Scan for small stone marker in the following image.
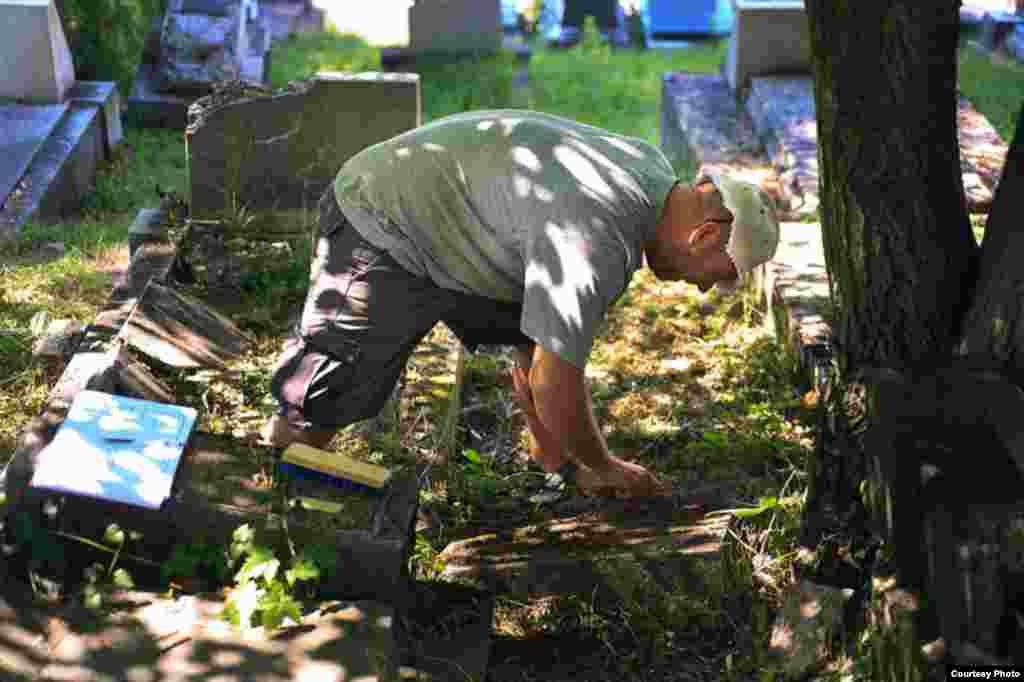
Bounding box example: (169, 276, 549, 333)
(0, 0, 76, 103)
(724, 0, 812, 93)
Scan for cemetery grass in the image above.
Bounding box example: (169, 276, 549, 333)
(0, 31, 1018, 679)
(959, 27, 1024, 143)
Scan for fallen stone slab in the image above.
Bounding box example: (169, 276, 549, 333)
(0, 586, 399, 682)
(437, 503, 727, 602)
(660, 71, 784, 211)
(119, 280, 253, 370)
(744, 77, 819, 218)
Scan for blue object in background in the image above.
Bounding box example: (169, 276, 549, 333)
(639, 0, 734, 46)
(542, 0, 630, 46)
(502, 0, 522, 32)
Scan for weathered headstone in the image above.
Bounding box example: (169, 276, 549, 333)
(158, 0, 245, 93)
(724, 0, 811, 93)
(0, 0, 75, 104)
(186, 72, 421, 220)
(409, 0, 502, 53)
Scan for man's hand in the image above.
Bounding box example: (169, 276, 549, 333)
(513, 364, 667, 498)
(582, 456, 668, 498)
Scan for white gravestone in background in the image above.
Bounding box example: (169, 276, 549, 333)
(725, 0, 810, 93)
(0, 0, 76, 103)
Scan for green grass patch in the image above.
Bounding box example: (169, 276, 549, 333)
(268, 32, 382, 87)
(958, 39, 1024, 143)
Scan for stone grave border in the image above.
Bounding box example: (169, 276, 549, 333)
(0, 211, 498, 678)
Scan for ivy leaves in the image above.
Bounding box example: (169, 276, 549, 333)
(221, 524, 335, 633)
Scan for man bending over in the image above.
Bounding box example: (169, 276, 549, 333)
(262, 109, 779, 499)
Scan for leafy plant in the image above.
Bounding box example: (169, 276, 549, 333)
(161, 539, 232, 586)
(410, 532, 446, 581)
(220, 524, 335, 632)
(461, 448, 501, 499)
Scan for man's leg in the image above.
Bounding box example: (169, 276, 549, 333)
(264, 186, 456, 448)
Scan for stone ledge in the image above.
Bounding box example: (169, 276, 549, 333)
(0, 99, 106, 236)
(752, 222, 831, 369)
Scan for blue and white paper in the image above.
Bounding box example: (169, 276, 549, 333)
(30, 390, 197, 509)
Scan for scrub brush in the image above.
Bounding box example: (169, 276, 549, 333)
(279, 443, 392, 493)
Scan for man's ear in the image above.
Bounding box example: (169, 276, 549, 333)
(687, 221, 724, 255)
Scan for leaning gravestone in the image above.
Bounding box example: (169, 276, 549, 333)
(186, 72, 422, 221)
(724, 0, 811, 93)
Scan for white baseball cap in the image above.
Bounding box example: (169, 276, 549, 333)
(707, 174, 781, 294)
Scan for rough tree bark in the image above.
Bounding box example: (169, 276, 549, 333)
(806, 1, 979, 373)
(801, 1, 981, 529)
(802, 0, 1024, 662)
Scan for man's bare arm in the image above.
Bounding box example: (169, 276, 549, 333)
(527, 345, 614, 476)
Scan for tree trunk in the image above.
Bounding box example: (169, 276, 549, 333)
(956, 103, 1024, 377)
(801, 1, 980, 545)
(805, 1, 978, 373)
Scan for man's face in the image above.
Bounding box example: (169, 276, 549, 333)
(651, 181, 738, 290)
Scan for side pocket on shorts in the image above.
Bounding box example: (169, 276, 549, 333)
(269, 336, 362, 420)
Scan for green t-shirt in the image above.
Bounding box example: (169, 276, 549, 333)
(334, 109, 678, 368)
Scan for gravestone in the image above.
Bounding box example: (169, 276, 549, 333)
(0, 0, 75, 103)
(408, 0, 502, 54)
(724, 0, 811, 93)
(158, 0, 245, 93)
(186, 72, 421, 220)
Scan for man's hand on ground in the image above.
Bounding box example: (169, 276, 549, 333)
(581, 455, 668, 499)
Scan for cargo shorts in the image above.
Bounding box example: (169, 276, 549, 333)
(270, 184, 534, 431)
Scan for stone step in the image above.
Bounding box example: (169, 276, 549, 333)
(0, 82, 122, 238)
(0, 103, 68, 215)
(752, 221, 831, 371)
(437, 504, 727, 601)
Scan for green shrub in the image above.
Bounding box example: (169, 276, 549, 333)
(56, 0, 166, 100)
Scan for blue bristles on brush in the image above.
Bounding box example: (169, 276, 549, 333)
(279, 443, 392, 495)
